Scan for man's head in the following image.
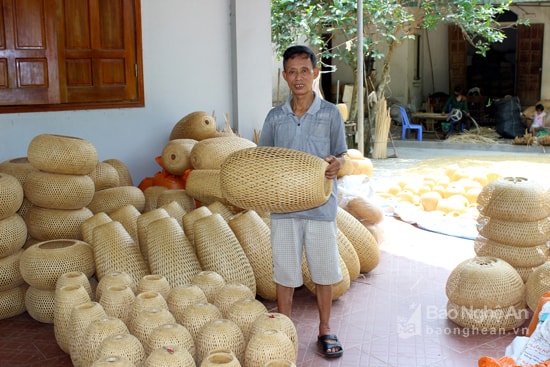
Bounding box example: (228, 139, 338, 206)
(282, 45, 317, 71)
(453, 86, 463, 96)
(282, 45, 319, 97)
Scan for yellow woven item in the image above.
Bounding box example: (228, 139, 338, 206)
(194, 214, 256, 294)
(196, 319, 246, 365)
(264, 360, 297, 367)
(167, 285, 207, 324)
(99, 285, 136, 325)
(0, 173, 24, 220)
(185, 169, 227, 205)
(474, 236, 548, 268)
(249, 313, 298, 355)
(27, 134, 98, 175)
(88, 186, 146, 214)
(25, 286, 56, 323)
(447, 300, 528, 331)
(0, 213, 27, 258)
(81, 212, 113, 245)
(109, 204, 141, 246)
(24, 170, 95, 209)
(157, 189, 196, 212)
(68, 301, 108, 367)
(0, 157, 37, 186)
(336, 229, 360, 281)
(95, 333, 146, 367)
(137, 274, 171, 299)
(161, 138, 197, 175)
(0, 249, 25, 291)
(183, 206, 213, 245)
(220, 147, 332, 213)
(170, 111, 217, 141)
(213, 283, 255, 318)
(0, 284, 27, 320)
(526, 262, 550, 311)
(17, 197, 33, 220)
(200, 350, 241, 367)
(189, 136, 256, 170)
(128, 291, 169, 325)
(302, 254, 350, 300)
(159, 201, 186, 224)
(207, 201, 236, 221)
(137, 208, 170, 266)
(476, 213, 550, 247)
(130, 308, 176, 345)
(245, 329, 296, 367)
(55, 271, 94, 300)
(227, 298, 267, 342)
(146, 323, 195, 359)
(180, 302, 223, 342)
(190, 271, 226, 304)
(79, 317, 130, 367)
(96, 271, 136, 301)
(54, 285, 91, 353)
(91, 355, 134, 367)
(89, 161, 120, 191)
(143, 186, 168, 212)
(103, 158, 134, 186)
(25, 206, 93, 241)
(144, 345, 195, 367)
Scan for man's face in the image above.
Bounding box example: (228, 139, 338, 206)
(282, 54, 319, 97)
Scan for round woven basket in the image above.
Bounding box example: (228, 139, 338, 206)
(146, 323, 195, 359)
(183, 206, 213, 245)
(20, 239, 95, 290)
(68, 301, 108, 367)
(109, 204, 141, 246)
(0, 157, 37, 186)
(180, 302, 223, 341)
(25, 205, 93, 241)
(194, 214, 256, 294)
(88, 186, 146, 214)
(264, 359, 297, 367)
(0, 249, 25, 291)
(446, 257, 525, 309)
(515, 266, 536, 283)
(476, 177, 549, 221)
(446, 300, 529, 331)
(25, 286, 56, 323)
(137, 274, 171, 299)
(200, 350, 241, 367)
(17, 197, 32, 220)
(245, 329, 296, 367)
(214, 283, 255, 318)
(157, 189, 196, 212)
(91, 355, 135, 367)
(185, 169, 227, 206)
(99, 285, 136, 325)
(54, 285, 91, 353)
(144, 345, 195, 367)
(227, 210, 276, 301)
(130, 308, 176, 345)
(250, 313, 298, 355)
(227, 298, 268, 342)
(170, 111, 218, 141)
(191, 271, 226, 304)
(161, 138, 197, 175)
(0, 284, 27, 320)
(336, 207, 380, 273)
(0, 173, 24, 220)
(167, 285, 207, 324)
(136, 207, 170, 266)
(128, 291, 169, 326)
(24, 170, 95, 209)
(160, 201, 186, 224)
(189, 136, 256, 170)
(302, 254, 350, 301)
(56, 271, 94, 300)
(220, 147, 332, 213)
(89, 162, 120, 191)
(145, 217, 202, 288)
(143, 186, 168, 212)
(103, 158, 134, 186)
(526, 262, 550, 311)
(336, 229, 360, 281)
(476, 214, 550, 247)
(95, 333, 146, 366)
(27, 134, 98, 175)
(81, 212, 113, 245)
(96, 271, 136, 301)
(196, 319, 246, 365)
(474, 236, 548, 268)
(79, 316, 130, 367)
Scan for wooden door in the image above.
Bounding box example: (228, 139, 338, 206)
(516, 23, 543, 107)
(447, 24, 467, 92)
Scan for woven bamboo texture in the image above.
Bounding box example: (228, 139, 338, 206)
(54, 285, 91, 353)
(25, 206, 93, 241)
(185, 169, 227, 205)
(109, 204, 141, 246)
(88, 186, 146, 214)
(179, 302, 222, 342)
(474, 236, 548, 268)
(79, 317, 130, 367)
(143, 186, 168, 212)
(227, 298, 267, 342)
(336, 207, 381, 273)
(0, 249, 25, 291)
(182, 206, 212, 245)
(0, 284, 27, 320)
(250, 313, 298, 355)
(264, 360, 297, 367)
(302, 254, 350, 300)
(336, 229, 360, 281)
(20, 240, 95, 290)
(131, 308, 176, 345)
(137, 274, 171, 299)
(27, 134, 98, 175)
(227, 210, 276, 301)
(446, 257, 525, 308)
(189, 136, 256, 170)
(170, 111, 217, 141)
(146, 323, 195, 358)
(96, 271, 136, 301)
(516, 266, 536, 283)
(56, 271, 94, 300)
(161, 138, 197, 175)
(137, 208, 170, 267)
(194, 214, 256, 294)
(159, 201, 186, 224)
(0, 157, 37, 186)
(245, 329, 296, 367)
(167, 285, 207, 324)
(17, 197, 33, 220)
(91, 355, 135, 367)
(0, 173, 24, 219)
(145, 217, 202, 288)
(157, 189, 196, 212)
(190, 271, 225, 304)
(213, 283, 255, 318)
(103, 158, 134, 186)
(128, 291, 169, 326)
(68, 301, 108, 367)
(81, 212, 113, 245)
(220, 147, 332, 213)
(25, 286, 56, 323)
(92, 221, 149, 286)
(447, 300, 528, 331)
(95, 333, 146, 366)
(476, 214, 550, 247)
(476, 177, 550, 221)
(0, 214, 26, 258)
(89, 162, 120, 191)
(207, 201, 236, 221)
(200, 350, 241, 367)
(526, 262, 550, 311)
(196, 319, 246, 365)
(99, 285, 135, 325)
(144, 345, 195, 367)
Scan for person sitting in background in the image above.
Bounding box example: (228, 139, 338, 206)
(530, 104, 547, 136)
(441, 86, 470, 136)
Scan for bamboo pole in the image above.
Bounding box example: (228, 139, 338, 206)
(372, 97, 391, 159)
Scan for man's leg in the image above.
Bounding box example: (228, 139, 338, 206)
(276, 284, 295, 317)
(317, 284, 341, 354)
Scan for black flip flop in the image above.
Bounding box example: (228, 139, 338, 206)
(317, 334, 344, 358)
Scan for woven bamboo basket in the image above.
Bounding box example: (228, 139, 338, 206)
(200, 350, 241, 367)
(96, 271, 136, 301)
(0, 284, 27, 320)
(196, 319, 246, 365)
(88, 186, 146, 214)
(0, 173, 24, 220)
(516, 266, 536, 283)
(92, 221, 148, 285)
(302, 254, 350, 300)
(99, 285, 136, 325)
(167, 285, 207, 324)
(109, 204, 141, 246)
(189, 136, 256, 170)
(170, 111, 217, 141)
(159, 201, 186, 224)
(161, 138, 197, 175)
(476, 177, 550, 221)
(27, 134, 98, 175)
(79, 317, 130, 367)
(157, 189, 196, 212)
(68, 301, 108, 367)
(446, 300, 529, 331)
(17, 197, 33, 221)
(194, 214, 256, 294)
(91, 355, 135, 367)
(136, 208, 170, 266)
(227, 298, 268, 342)
(207, 201, 236, 221)
(250, 313, 297, 355)
(181, 302, 223, 341)
(220, 147, 332, 213)
(213, 283, 255, 318)
(146, 323, 195, 359)
(25, 286, 56, 323)
(336, 229, 360, 281)
(264, 360, 297, 367)
(476, 214, 550, 247)
(54, 285, 92, 353)
(145, 217, 202, 288)
(130, 308, 176, 345)
(183, 206, 213, 245)
(190, 271, 226, 304)
(56, 271, 94, 300)
(103, 158, 134, 186)
(137, 274, 171, 299)
(245, 329, 296, 367)
(20, 240, 95, 290)
(89, 162, 120, 191)
(227, 210, 276, 301)
(526, 262, 550, 311)
(185, 169, 227, 206)
(128, 291, 169, 326)
(25, 206, 93, 241)
(95, 333, 146, 366)
(144, 345, 195, 367)
(474, 236, 548, 268)
(336, 206, 380, 273)
(143, 186, 168, 212)
(0, 249, 25, 291)
(446, 257, 525, 309)
(0, 157, 37, 186)
(81, 212, 113, 245)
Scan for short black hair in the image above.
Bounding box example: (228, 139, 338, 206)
(536, 103, 544, 111)
(282, 45, 317, 71)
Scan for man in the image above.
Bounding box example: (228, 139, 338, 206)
(441, 86, 471, 136)
(258, 45, 347, 359)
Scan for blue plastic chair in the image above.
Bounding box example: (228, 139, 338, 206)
(400, 107, 422, 141)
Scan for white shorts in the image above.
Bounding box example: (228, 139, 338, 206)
(270, 218, 342, 287)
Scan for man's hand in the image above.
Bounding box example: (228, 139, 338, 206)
(324, 155, 343, 179)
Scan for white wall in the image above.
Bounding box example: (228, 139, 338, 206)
(0, 0, 272, 184)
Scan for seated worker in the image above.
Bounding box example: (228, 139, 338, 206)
(441, 86, 470, 137)
(530, 104, 547, 137)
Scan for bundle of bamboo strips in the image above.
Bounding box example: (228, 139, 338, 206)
(372, 97, 391, 159)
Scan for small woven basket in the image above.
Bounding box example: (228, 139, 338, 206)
(213, 283, 255, 318)
(0, 157, 37, 186)
(128, 291, 169, 326)
(0, 213, 27, 258)
(157, 189, 196, 212)
(137, 274, 171, 299)
(196, 319, 246, 365)
(103, 158, 134, 186)
(207, 201, 236, 221)
(55, 271, 93, 300)
(446, 300, 529, 331)
(180, 302, 223, 341)
(474, 236, 548, 268)
(185, 169, 227, 205)
(220, 147, 332, 213)
(182, 206, 213, 245)
(79, 317, 130, 367)
(88, 186, 146, 214)
(54, 285, 91, 353)
(161, 138, 197, 175)
(89, 162, 120, 191)
(170, 111, 217, 141)
(159, 201, 187, 224)
(91, 355, 135, 367)
(25, 206, 93, 241)
(245, 329, 296, 367)
(0, 249, 25, 291)
(191, 271, 226, 304)
(68, 301, 108, 367)
(99, 285, 136, 325)
(200, 350, 241, 367)
(264, 360, 297, 367)
(167, 285, 208, 324)
(526, 262, 550, 311)
(250, 313, 298, 355)
(136, 207, 170, 265)
(0, 284, 27, 320)
(96, 271, 136, 301)
(146, 323, 195, 359)
(95, 333, 146, 366)
(476, 214, 550, 247)
(189, 136, 257, 170)
(227, 298, 268, 341)
(81, 212, 112, 245)
(144, 345, 195, 367)
(109, 204, 141, 246)
(143, 186, 168, 212)
(25, 286, 56, 323)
